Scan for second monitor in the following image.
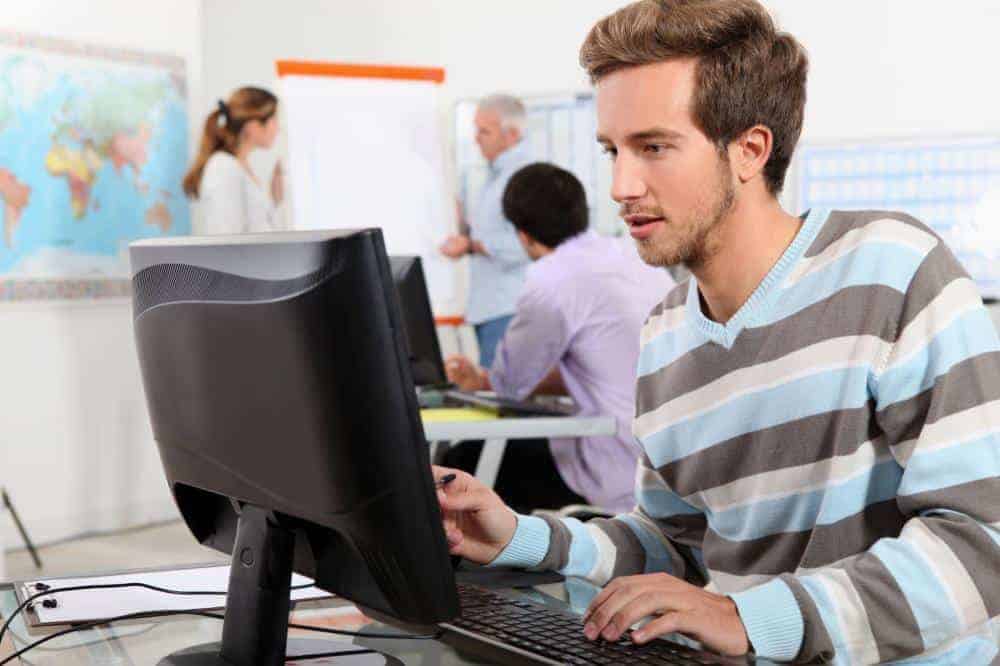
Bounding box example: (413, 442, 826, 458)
(389, 256, 448, 387)
(389, 256, 575, 417)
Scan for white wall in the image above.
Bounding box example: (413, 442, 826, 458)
(0, 1, 203, 567)
(763, 0, 1000, 142)
(202, 0, 624, 108)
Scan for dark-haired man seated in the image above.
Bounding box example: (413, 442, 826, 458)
(444, 162, 672, 515)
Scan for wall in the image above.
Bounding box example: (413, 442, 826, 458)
(763, 0, 1000, 143)
(0, 1, 204, 565)
(202, 0, 623, 108)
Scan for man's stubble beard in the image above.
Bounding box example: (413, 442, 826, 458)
(634, 162, 736, 270)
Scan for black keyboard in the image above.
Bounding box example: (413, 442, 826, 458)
(443, 390, 578, 417)
(443, 584, 739, 665)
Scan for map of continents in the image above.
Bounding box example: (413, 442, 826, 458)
(0, 31, 189, 295)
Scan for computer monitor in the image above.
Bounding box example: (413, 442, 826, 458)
(389, 256, 447, 386)
(130, 229, 459, 666)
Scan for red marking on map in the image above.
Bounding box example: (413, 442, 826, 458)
(0, 168, 31, 248)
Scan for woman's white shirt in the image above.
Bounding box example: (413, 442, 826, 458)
(196, 152, 277, 235)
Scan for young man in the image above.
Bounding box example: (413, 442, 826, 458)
(445, 162, 672, 513)
(440, 94, 533, 367)
(434, 1, 1000, 663)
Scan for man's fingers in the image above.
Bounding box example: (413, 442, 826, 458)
(439, 487, 487, 512)
(600, 592, 676, 642)
(441, 504, 457, 531)
(583, 584, 641, 641)
(432, 465, 462, 482)
(433, 467, 485, 512)
(444, 525, 464, 548)
(631, 611, 688, 644)
(582, 578, 627, 624)
(434, 467, 476, 494)
(444, 355, 470, 370)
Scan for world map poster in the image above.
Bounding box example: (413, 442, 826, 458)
(0, 30, 190, 300)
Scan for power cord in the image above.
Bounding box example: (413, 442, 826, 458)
(0, 616, 160, 655)
(1, 610, 232, 665)
(1, 583, 443, 665)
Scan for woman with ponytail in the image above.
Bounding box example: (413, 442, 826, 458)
(182, 87, 283, 234)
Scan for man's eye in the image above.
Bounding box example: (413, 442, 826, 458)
(601, 146, 617, 159)
(644, 144, 666, 154)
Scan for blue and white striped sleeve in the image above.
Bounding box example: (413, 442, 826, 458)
(490, 456, 707, 588)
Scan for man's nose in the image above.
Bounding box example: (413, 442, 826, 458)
(610, 154, 646, 203)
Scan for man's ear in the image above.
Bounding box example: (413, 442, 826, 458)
(505, 126, 523, 146)
(730, 124, 773, 186)
(515, 228, 536, 255)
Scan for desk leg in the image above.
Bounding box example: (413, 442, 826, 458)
(473, 438, 507, 489)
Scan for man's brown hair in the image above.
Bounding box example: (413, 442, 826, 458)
(580, 0, 808, 195)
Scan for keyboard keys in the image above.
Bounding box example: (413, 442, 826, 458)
(452, 584, 729, 665)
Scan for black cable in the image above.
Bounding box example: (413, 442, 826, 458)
(0, 580, 312, 648)
(1, 587, 443, 664)
(286, 649, 376, 661)
(0, 610, 377, 665)
(1, 610, 223, 665)
(200, 612, 443, 641)
(1, 617, 160, 654)
(292, 622, 442, 641)
(286, 648, 377, 661)
(1, 613, 378, 665)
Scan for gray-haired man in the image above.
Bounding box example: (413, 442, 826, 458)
(441, 94, 532, 367)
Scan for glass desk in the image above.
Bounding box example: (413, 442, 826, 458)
(0, 574, 572, 665)
(1, 571, 762, 665)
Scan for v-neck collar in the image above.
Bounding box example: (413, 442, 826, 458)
(686, 208, 829, 348)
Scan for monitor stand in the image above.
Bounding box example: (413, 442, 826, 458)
(158, 505, 393, 665)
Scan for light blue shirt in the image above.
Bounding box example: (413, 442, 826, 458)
(466, 141, 533, 325)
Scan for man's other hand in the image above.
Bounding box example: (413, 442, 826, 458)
(440, 235, 471, 259)
(582, 573, 750, 657)
(433, 466, 517, 564)
(445, 354, 489, 391)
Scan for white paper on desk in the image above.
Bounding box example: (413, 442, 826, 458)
(19, 565, 331, 627)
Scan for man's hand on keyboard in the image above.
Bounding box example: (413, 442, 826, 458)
(581, 572, 750, 657)
(432, 466, 518, 564)
(444, 354, 490, 392)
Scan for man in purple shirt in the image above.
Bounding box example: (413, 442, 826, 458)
(446, 163, 673, 513)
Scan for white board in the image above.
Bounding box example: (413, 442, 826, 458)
(279, 63, 457, 311)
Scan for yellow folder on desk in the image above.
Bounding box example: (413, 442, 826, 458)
(420, 407, 498, 422)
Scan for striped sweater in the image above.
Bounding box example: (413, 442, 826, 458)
(491, 208, 1000, 664)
